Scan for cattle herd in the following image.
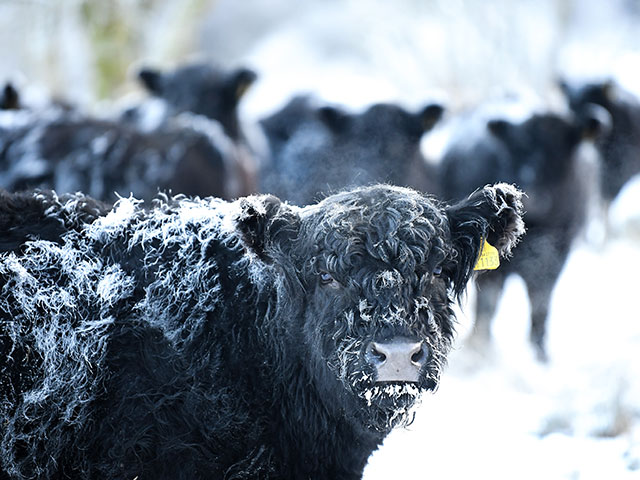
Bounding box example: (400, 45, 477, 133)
(0, 61, 638, 479)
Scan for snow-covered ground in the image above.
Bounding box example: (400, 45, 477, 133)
(1, 0, 639, 477)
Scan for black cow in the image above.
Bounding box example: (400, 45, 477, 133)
(133, 61, 257, 143)
(0, 108, 247, 201)
(560, 78, 640, 204)
(439, 109, 604, 361)
(259, 96, 444, 205)
(0, 183, 524, 479)
(259, 94, 318, 164)
(123, 62, 260, 196)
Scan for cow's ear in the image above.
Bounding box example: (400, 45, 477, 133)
(318, 106, 351, 134)
(487, 119, 512, 140)
(227, 68, 257, 103)
(557, 77, 571, 97)
(1, 82, 20, 110)
(418, 103, 444, 132)
(235, 195, 301, 263)
(445, 183, 525, 295)
(577, 102, 612, 139)
(138, 68, 163, 94)
(599, 79, 616, 102)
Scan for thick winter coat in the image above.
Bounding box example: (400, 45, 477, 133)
(0, 183, 524, 479)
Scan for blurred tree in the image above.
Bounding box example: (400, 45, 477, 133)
(80, 0, 214, 100)
(0, 0, 214, 106)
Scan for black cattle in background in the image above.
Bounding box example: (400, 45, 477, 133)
(259, 94, 318, 165)
(439, 109, 606, 361)
(131, 61, 257, 142)
(0, 184, 525, 479)
(123, 62, 260, 196)
(258, 94, 322, 198)
(560, 78, 640, 205)
(259, 95, 444, 205)
(0, 107, 243, 202)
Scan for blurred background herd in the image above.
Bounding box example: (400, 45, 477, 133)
(1, 0, 640, 478)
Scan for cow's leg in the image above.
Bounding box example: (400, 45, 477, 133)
(518, 233, 572, 363)
(467, 270, 505, 350)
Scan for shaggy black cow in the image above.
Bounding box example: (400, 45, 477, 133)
(439, 108, 604, 361)
(259, 96, 444, 205)
(560, 78, 640, 204)
(0, 108, 247, 201)
(0, 183, 524, 479)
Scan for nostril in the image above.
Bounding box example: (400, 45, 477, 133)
(367, 343, 387, 366)
(411, 343, 428, 366)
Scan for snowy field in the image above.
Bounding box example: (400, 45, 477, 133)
(1, 0, 639, 478)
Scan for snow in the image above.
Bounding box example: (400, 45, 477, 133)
(610, 176, 640, 239)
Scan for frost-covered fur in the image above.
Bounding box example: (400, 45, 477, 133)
(0, 183, 524, 480)
(0, 189, 110, 253)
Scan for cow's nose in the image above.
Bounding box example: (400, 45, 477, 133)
(366, 337, 427, 383)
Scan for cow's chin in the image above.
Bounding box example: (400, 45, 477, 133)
(355, 382, 427, 434)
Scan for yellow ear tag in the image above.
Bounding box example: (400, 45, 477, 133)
(474, 239, 500, 271)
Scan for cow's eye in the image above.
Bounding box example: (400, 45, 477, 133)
(320, 271, 339, 287)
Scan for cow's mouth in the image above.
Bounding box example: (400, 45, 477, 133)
(356, 381, 427, 432)
(361, 382, 423, 407)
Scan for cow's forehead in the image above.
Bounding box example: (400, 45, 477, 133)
(172, 65, 221, 85)
(302, 186, 445, 223)
(300, 187, 450, 271)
